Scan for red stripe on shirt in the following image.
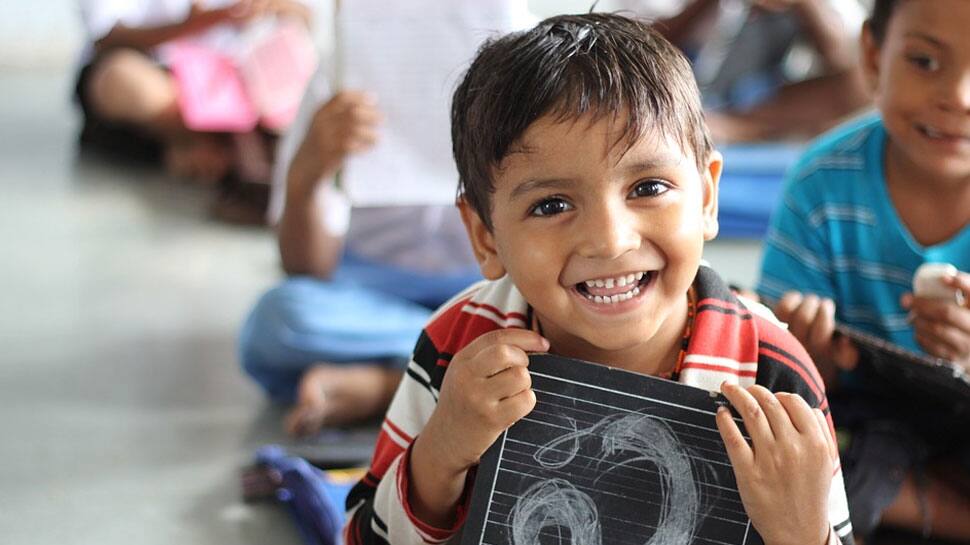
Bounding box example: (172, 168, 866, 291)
(369, 428, 408, 481)
(758, 344, 824, 401)
(396, 444, 465, 542)
(462, 300, 528, 323)
(688, 306, 759, 363)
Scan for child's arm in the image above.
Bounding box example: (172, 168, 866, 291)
(653, 0, 720, 48)
(342, 328, 548, 544)
(409, 329, 548, 527)
(754, 0, 856, 73)
(774, 293, 859, 388)
(93, 0, 311, 53)
(278, 91, 381, 277)
(716, 383, 839, 545)
(901, 270, 970, 368)
(93, 3, 246, 53)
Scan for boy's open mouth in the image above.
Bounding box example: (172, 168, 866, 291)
(574, 271, 655, 305)
(918, 124, 970, 144)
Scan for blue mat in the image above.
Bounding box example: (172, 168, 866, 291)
(717, 143, 803, 239)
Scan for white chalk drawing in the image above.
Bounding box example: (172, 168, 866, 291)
(510, 413, 701, 545)
(510, 479, 602, 545)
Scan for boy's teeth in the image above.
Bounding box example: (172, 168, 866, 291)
(587, 286, 641, 305)
(584, 272, 645, 290)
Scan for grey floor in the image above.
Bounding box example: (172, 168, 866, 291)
(0, 68, 304, 544)
(0, 67, 764, 544)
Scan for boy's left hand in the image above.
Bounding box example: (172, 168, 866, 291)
(902, 271, 970, 368)
(716, 383, 835, 545)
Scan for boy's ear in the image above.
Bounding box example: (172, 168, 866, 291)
(702, 150, 722, 241)
(860, 23, 882, 95)
(458, 198, 507, 280)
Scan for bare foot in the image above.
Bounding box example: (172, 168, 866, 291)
(285, 364, 403, 437)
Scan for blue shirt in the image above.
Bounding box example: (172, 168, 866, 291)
(757, 114, 970, 354)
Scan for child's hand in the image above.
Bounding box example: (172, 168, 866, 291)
(290, 91, 382, 194)
(423, 329, 548, 472)
(774, 292, 858, 387)
(716, 383, 836, 545)
(409, 329, 548, 526)
(902, 271, 970, 368)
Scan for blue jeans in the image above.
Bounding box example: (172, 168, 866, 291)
(239, 254, 480, 402)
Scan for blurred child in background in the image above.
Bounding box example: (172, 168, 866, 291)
(75, 0, 311, 185)
(757, 0, 970, 540)
(236, 0, 534, 434)
(616, 0, 870, 143)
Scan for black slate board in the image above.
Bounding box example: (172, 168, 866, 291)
(835, 324, 970, 414)
(461, 354, 763, 545)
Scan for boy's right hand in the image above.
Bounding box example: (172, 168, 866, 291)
(774, 291, 859, 387)
(290, 91, 382, 196)
(410, 329, 549, 526)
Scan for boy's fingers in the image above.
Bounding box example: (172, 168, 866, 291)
(497, 388, 537, 422)
(790, 294, 821, 342)
(943, 272, 970, 306)
(774, 392, 815, 435)
(775, 291, 804, 322)
(720, 383, 775, 450)
(716, 405, 753, 468)
(808, 298, 836, 353)
(473, 328, 550, 356)
(832, 336, 859, 370)
(914, 326, 967, 362)
(911, 299, 970, 332)
(347, 127, 380, 151)
(747, 385, 792, 440)
(814, 408, 839, 464)
(489, 364, 533, 400)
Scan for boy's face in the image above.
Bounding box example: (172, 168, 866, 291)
(863, 0, 970, 182)
(461, 113, 721, 359)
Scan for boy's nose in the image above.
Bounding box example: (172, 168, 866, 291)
(939, 70, 970, 113)
(575, 204, 641, 260)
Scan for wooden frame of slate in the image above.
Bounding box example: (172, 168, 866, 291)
(461, 354, 763, 545)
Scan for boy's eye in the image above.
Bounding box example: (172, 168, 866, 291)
(530, 197, 573, 217)
(629, 179, 669, 199)
(907, 54, 939, 72)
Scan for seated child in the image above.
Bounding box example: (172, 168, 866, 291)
(343, 13, 854, 545)
(757, 0, 970, 540)
(75, 0, 310, 181)
(619, 0, 870, 143)
(238, 64, 481, 435)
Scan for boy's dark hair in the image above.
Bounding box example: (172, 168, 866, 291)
(452, 13, 712, 229)
(868, 0, 902, 45)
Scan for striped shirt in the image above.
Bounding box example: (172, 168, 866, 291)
(757, 114, 970, 354)
(344, 265, 854, 545)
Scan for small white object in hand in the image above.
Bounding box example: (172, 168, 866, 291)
(913, 263, 965, 305)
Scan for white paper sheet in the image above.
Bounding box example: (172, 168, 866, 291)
(336, 0, 533, 206)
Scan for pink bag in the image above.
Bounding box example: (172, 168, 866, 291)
(169, 20, 316, 133)
(240, 19, 317, 132)
(169, 41, 260, 133)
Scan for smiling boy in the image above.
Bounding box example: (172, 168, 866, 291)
(344, 14, 853, 545)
